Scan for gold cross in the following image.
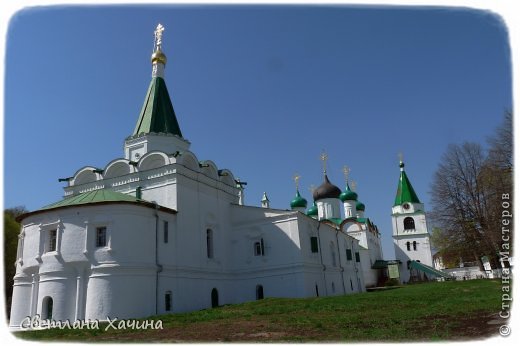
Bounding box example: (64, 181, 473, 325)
(154, 23, 165, 50)
(342, 165, 350, 183)
(398, 152, 403, 163)
(293, 173, 301, 190)
(351, 180, 357, 191)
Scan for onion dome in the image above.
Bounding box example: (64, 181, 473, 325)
(356, 201, 366, 211)
(306, 202, 318, 216)
(151, 49, 167, 65)
(339, 183, 358, 202)
(313, 175, 341, 201)
(290, 190, 308, 209)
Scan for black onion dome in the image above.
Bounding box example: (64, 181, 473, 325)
(313, 175, 341, 201)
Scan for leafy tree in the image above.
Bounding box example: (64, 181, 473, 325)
(4, 206, 27, 318)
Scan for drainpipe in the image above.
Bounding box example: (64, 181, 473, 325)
(335, 230, 346, 294)
(316, 221, 328, 296)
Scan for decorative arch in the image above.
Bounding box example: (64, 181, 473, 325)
(215, 169, 234, 187)
(177, 151, 200, 172)
(200, 160, 219, 180)
(104, 159, 134, 179)
(72, 166, 100, 186)
(138, 151, 169, 171)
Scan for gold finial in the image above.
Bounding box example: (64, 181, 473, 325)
(398, 152, 403, 163)
(293, 173, 301, 190)
(320, 150, 328, 175)
(351, 180, 357, 192)
(342, 165, 350, 184)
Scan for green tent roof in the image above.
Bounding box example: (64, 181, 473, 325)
(394, 164, 421, 206)
(132, 77, 183, 137)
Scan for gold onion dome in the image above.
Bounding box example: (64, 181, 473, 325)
(151, 49, 167, 65)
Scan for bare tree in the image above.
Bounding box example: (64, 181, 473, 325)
(430, 111, 513, 269)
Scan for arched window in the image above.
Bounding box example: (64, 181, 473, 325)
(330, 241, 337, 267)
(211, 288, 219, 308)
(206, 229, 214, 258)
(404, 217, 415, 230)
(406, 241, 411, 251)
(256, 285, 264, 300)
(42, 296, 53, 320)
(413, 241, 417, 251)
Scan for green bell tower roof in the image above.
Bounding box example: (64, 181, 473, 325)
(394, 161, 421, 206)
(132, 24, 182, 138)
(132, 76, 183, 137)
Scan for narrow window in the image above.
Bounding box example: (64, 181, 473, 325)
(256, 285, 264, 300)
(310, 237, 319, 253)
(211, 288, 219, 308)
(206, 229, 213, 258)
(330, 242, 336, 267)
(350, 278, 354, 291)
(96, 227, 107, 248)
(332, 282, 335, 293)
(165, 291, 172, 312)
(315, 284, 319, 297)
(355, 252, 360, 263)
(413, 241, 417, 251)
(42, 296, 53, 320)
(406, 241, 411, 251)
(163, 221, 169, 243)
(47, 230, 57, 252)
(136, 186, 142, 199)
(254, 241, 262, 256)
(346, 249, 353, 261)
(404, 217, 415, 230)
(260, 238, 265, 255)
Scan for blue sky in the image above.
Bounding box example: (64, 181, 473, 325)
(4, 5, 512, 259)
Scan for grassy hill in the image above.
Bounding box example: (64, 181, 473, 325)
(15, 279, 503, 342)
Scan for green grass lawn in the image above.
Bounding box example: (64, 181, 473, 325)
(14, 279, 504, 342)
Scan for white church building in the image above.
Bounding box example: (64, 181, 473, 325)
(9, 24, 397, 328)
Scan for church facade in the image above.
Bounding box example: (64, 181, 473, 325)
(8, 25, 390, 329)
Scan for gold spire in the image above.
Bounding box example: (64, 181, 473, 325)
(151, 23, 167, 65)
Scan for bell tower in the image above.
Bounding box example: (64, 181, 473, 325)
(124, 23, 190, 162)
(391, 158, 433, 283)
